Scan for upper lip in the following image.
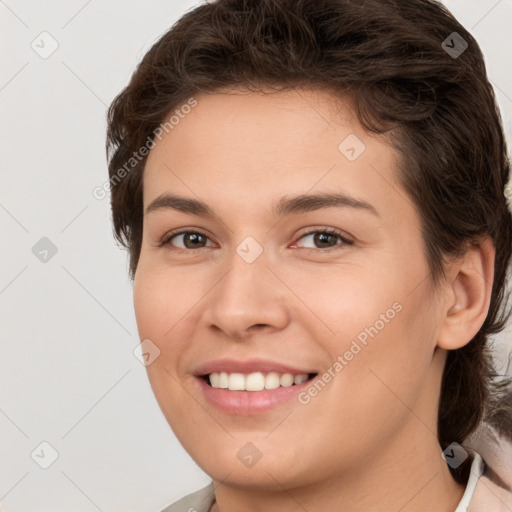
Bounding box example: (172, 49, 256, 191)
(194, 358, 317, 376)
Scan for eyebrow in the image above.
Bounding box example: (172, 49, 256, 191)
(145, 192, 380, 219)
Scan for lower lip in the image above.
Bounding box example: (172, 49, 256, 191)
(195, 376, 314, 415)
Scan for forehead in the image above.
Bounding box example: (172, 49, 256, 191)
(146, 87, 361, 166)
(142, 87, 410, 224)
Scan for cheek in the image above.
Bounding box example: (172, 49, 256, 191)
(133, 268, 191, 412)
(336, 291, 438, 430)
(133, 261, 209, 386)
(133, 274, 164, 340)
(302, 261, 437, 397)
(133, 261, 194, 339)
(293, 264, 402, 343)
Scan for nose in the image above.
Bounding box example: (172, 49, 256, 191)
(202, 247, 290, 340)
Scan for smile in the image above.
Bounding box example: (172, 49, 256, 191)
(205, 371, 314, 391)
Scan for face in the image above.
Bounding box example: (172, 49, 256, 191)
(133, 87, 445, 489)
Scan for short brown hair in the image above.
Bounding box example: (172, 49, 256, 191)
(106, 0, 512, 478)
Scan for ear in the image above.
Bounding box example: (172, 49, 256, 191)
(437, 236, 495, 350)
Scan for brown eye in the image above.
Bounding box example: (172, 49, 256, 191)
(295, 229, 353, 250)
(312, 232, 339, 248)
(162, 231, 213, 250)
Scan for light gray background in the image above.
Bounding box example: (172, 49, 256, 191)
(1, 1, 511, 511)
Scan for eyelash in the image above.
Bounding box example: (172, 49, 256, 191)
(158, 228, 353, 252)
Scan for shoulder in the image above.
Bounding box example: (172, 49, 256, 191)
(160, 482, 215, 512)
(462, 419, 512, 511)
(461, 446, 512, 512)
(469, 473, 512, 511)
(474, 439, 512, 511)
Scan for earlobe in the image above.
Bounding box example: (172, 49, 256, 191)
(437, 236, 495, 351)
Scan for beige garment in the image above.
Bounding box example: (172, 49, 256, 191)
(160, 482, 215, 512)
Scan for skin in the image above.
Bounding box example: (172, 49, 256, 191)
(133, 87, 495, 512)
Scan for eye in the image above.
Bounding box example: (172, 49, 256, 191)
(293, 228, 353, 250)
(159, 228, 353, 252)
(160, 230, 214, 250)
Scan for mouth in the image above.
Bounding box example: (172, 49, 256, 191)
(192, 358, 319, 414)
(201, 371, 318, 391)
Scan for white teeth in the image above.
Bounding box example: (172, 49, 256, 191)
(228, 373, 245, 391)
(280, 373, 294, 387)
(218, 371, 229, 389)
(209, 372, 220, 388)
(294, 374, 308, 385)
(265, 372, 281, 389)
(207, 371, 311, 391)
(246, 372, 265, 391)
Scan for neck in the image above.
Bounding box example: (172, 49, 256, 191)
(211, 423, 466, 512)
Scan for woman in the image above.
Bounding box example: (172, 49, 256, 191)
(105, 0, 512, 510)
